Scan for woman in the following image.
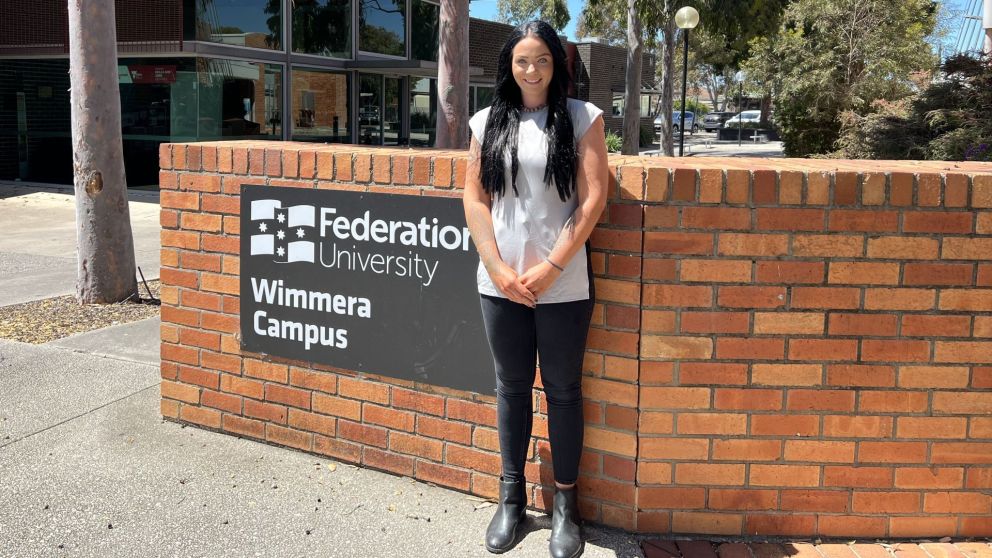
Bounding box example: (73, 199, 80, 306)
(462, 20, 609, 558)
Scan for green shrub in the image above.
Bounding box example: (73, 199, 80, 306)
(605, 130, 622, 153)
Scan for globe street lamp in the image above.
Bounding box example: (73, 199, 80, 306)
(675, 6, 699, 157)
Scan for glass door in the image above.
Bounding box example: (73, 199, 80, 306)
(358, 73, 382, 145)
(383, 77, 402, 145)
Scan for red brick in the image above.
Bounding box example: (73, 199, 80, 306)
(680, 259, 751, 283)
(718, 233, 788, 256)
(753, 312, 824, 334)
(823, 466, 893, 488)
(904, 263, 974, 286)
(642, 284, 712, 307)
(679, 362, 748, 385)
(714, 388, 782, 411)
(718, 286, 785, 308)
(712, 439, 781, 461)
(895, 467, 964, 489)
(867, 236, 938, 260)
(644, 232, 714, 255)
(858, 391, 928, 413)
(715, 337, 784, 360)
(826, 364, 895, 387)
(750, 414, 820, 437)
(680, 312, 749, 334)
(791, 287, 861, 310)
(756, 208, 825, 231)
(179, 404, 221, 429)
(898, 417, 967, 439)
(786, 389, 855, 412)
(861, 339, 930, 362)
(829, 210, 899, 232)
(829, 313, 897, 336)
(751, 364, 822, 386)
(852, 491, 920, 513)
(755, 261, 824, 284)
(784, 440, 855, 463)
(859, 441, 928, 463)
(749, 464, 820, 487)
(823, 415, 893, 438)
(901, 315, 971, 337)
(788, 339, 858, 361)
(222, 414, 265, 439)
(682, 207, 751, 230)
(792, 235, 864, 258)
(363, 447, 414, 476)
(828, 262, 900, 285)
(779, 490, 848, 512)
(903, 212, 973, 233)
(243, 399, 287, 424)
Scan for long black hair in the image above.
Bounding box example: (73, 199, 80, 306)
(480, 20, 578, 202)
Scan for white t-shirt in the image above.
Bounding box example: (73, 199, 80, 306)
(468, 98, 604, 304)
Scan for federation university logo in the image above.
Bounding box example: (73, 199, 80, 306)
(249, 199, 316, 263)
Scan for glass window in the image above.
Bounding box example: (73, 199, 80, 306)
(196, 58, 282, 140)
(612, 94, 623, 116)
(292, 0, 351, 59)
(410, 0, 439, 62)
(409, 77, 436, 147)
(195, 0, 281, 50)
(358, 74, 382, 144)
(291, 68, 350, 142)
(359, 0, 405, 56)
(475, 86, 494, 112)
(383, 77, 402, 145)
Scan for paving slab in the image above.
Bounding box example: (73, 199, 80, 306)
(0, 183, 160, 306)
(0, 339, 159, 446)
(0, 386, 646, 557)
(48, 316, 161, 366)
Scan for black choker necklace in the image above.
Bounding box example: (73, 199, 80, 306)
(521, 103, 547, 113)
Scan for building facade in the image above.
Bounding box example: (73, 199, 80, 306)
(0, 0, 655, 186)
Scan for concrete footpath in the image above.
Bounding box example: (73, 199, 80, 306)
(0, 182, 161, 307)
(0, 317, 645, 557)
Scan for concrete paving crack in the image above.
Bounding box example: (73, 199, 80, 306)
(0, 382, 159, 450)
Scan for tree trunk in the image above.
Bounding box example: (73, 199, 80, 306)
(68, 0, 137, 304)
(621, 0, 643, 155)
(436, 0, 470, 149)
(659, 17, 676, 156)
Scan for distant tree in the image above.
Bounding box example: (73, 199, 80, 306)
(744, 0, 938, 157)
(496, 0, 569, 31)
(834, 53, 992, 161)
(67, 0, 138, 303)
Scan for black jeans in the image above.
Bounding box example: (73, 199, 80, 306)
(479, 294, 594, 486)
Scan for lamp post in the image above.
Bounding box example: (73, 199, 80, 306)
(675, 6, 698, 157)
(735, 70, 745, 147)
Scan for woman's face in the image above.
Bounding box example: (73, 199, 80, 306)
(511, 34, 553, 100)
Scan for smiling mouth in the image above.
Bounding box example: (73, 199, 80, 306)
(524, 79, 542, 85)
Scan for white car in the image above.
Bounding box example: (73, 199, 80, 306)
(724, 110, 762, 127)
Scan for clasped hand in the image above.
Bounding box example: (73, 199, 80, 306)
(491, 260, 561, 308)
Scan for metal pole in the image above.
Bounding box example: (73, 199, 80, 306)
(679, 28, 689, 157)
(738, 81, 742, 147)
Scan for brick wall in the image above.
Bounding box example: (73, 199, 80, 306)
(159, 142, 992, 539)
(573, 41, 656, 135)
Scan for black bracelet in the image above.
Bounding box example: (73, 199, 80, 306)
(546, 258, 564, 272)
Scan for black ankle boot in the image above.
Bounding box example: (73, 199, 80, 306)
(549, 484, 583, 558)
(485, 476, 528, 553)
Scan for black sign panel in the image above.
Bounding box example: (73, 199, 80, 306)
(239, 185, 495, 393)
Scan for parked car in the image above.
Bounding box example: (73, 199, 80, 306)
(724, 110, 762, 128)
(702, 111, 735, 132)
(655, 111, 697, 135)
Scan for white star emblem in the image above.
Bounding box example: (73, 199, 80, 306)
(258, 222, 268, 232)
(296, 228, 305, 238)
(277, 230, 285, 240)
(276, 246, 285, 257)
(277, 213, 286, 223)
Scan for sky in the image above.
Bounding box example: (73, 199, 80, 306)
(469, 0, 585, 41)
(469, 0, 985, 49)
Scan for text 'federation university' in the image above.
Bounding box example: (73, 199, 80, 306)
(247, 199, 472, 352)
(250, 200, 472, 287)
